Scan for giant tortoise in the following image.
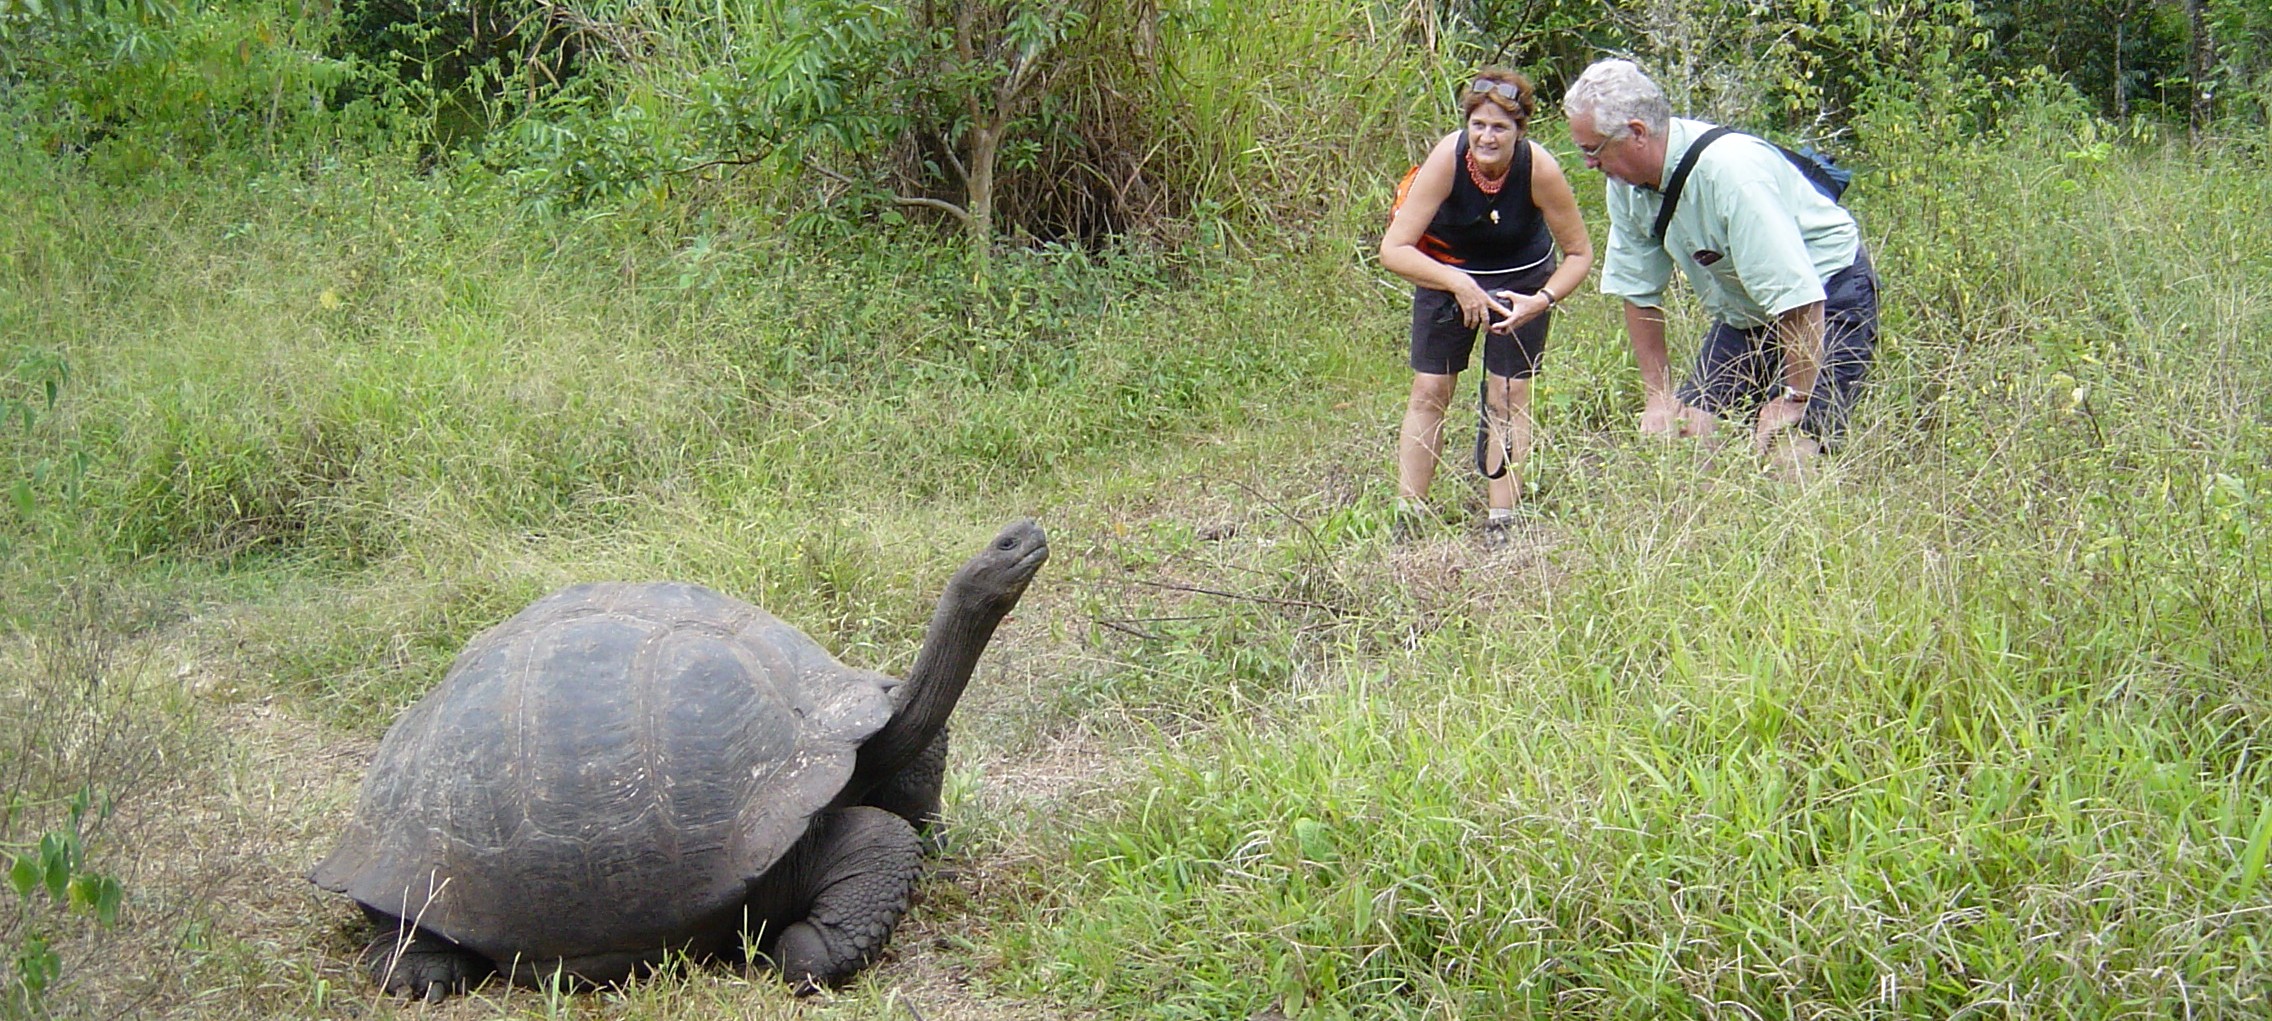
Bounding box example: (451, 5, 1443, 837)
(311, 519, 1048, 998)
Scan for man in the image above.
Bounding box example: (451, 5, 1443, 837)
(1562, 59, 1880, 461)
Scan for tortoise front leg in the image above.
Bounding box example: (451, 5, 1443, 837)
(359, 912, 496, 1001)
(765, 806, 923, 991)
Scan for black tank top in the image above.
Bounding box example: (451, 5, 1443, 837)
(1425, 134, 1553, 273)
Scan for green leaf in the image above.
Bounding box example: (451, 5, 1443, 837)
(93, 875, 124, 926)
(1293, 817, 1336, 862)
(14, 934, 57, 998)
(39, 832, 73, 899)
(5, 854, 37, 897)
(68, 873, 125, 926)
(2237, 796, 2272, 900)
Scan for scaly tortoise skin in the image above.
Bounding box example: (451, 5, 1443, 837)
(311, 519, 1048, 999)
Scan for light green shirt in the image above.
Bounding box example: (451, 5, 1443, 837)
(1599, 118, 1860, 329)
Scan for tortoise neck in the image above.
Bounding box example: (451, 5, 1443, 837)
(859, 584, 1011, 779)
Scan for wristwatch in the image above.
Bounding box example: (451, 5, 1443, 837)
(1781, 386, 1813, 405)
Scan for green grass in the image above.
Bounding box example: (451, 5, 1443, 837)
(1008, 473, 2272, 1016)
(976, 126, 2272, 1018)
(2, 71, 2269, 1021)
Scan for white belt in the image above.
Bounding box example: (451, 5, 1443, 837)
(1464, 251, 1553, 276)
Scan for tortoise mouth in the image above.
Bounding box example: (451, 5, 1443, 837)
(986, 549, 1047, 605)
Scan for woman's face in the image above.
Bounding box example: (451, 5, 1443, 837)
(1465, 101, 1521, 171)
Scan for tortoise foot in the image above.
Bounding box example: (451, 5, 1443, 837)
(362, 928, 494, 1001)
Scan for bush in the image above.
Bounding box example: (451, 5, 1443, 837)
(2, 0, 392, 177)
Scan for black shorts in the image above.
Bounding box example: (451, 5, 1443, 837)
(1676, 248, 1880, 442)
(1409, 261, 1557, 380)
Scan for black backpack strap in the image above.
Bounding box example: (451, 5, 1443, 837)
(1779, 143, 1850, 201)
(1650, 125, 1732, 241)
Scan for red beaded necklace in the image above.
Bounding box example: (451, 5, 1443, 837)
(1465, 147, 1511, 195)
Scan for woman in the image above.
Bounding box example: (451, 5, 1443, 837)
(1380, 69, 1592, 544)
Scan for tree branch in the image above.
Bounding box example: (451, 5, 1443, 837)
(889, 195, 977, 225)
(1125, 579, 1340, 614)
(672, 154, 769, 175)
(804, 157, 975, 229)
(952, 2, 977, 64)
(1092, 618, 1169, 642)
(925, 127, 971, 189)
(998, 34, 1052, 107)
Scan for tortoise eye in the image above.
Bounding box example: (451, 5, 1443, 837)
(996, 536, 1019, 550)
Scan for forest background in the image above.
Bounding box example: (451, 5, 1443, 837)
(3, 0, 2269, 1018)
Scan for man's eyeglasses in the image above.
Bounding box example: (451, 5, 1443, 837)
(1578, 133, 1624, 159)
(1468, 79, 1525, 105)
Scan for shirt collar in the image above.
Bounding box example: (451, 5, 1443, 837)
(1640, 118, 1707, 194)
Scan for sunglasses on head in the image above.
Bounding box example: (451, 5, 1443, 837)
(1469, 79, 1525, 105)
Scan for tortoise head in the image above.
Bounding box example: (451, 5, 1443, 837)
(850, 519, 1048, 795)
(942, 518, 1049, 616)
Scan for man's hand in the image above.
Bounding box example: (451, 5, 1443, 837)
(1752, 395, 1806, 455)
(1639, 395, 1687, 437)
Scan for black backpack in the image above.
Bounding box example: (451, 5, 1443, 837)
(1651, 126, 1851, 241)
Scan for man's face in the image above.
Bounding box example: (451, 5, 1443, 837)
(1571, 116, 1657, 189)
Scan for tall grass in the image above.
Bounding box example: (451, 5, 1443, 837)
(984, 121, 2272, 1018)
(0, 583, 209, 1018)
(0, 145, 1381, 730)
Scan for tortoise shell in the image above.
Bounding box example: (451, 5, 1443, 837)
(310, 580, 895, 967)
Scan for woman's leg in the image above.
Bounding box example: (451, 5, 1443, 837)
(1480, 373, 1533, 511)
(1477, 274, 1549, 515)
(1399, 371, 1458, 508)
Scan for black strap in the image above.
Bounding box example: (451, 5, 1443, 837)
(1474, 374, 1512, 479)
(1651, 126, 1732, 241)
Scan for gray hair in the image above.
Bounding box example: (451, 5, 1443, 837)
(1563, 59, 1671, 140)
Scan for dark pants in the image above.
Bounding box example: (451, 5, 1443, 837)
(1409, 261, 1557, 380)
(1677, 248, 1879, 443)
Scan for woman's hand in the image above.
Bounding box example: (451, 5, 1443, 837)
(1452, 278, 1513, 330)
(1487, 289, 1554, 334)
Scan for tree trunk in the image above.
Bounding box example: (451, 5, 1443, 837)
(966, 119, 999, 279)
(2114, 21, 2127, 121)
(2187, 0, 2215, 143)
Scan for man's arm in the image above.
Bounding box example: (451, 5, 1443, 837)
(1752, 299, 1825, 453)
(1600, 182, 1692, 436)
(1773, 300, 1824, 395)
(1624, 301, 1683, 435)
